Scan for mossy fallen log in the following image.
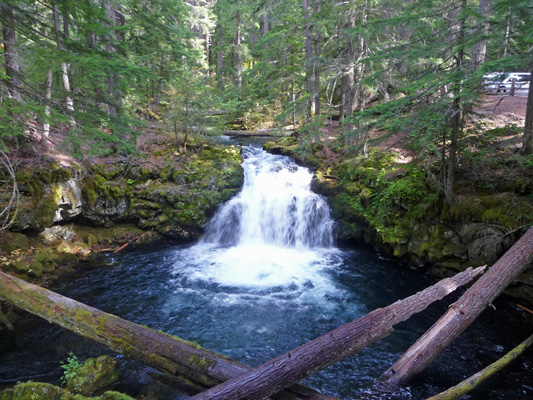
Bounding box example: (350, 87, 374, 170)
(187, 266, 485, 400)
(426, 332, 533, 400)
(0, 271, 335, 400)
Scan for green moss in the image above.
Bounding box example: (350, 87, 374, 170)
(65, 355, 119, 396)
(0, 382, 134, 400)
(28, 259, 43, 278)
(91, 163, 121, 180)
(188, 354, 214, 371)
(2, 232, 30, 253)
(159, 166, 173, 181)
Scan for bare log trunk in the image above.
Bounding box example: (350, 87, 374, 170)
(0, 271, 336, 400)
(378, 226, 533, 389)
(188, 267, 485, 400)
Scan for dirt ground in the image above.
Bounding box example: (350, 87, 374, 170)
(20, 92, 530, 170)
(473, 93, 528, 127)
(320, 93, 529, 165)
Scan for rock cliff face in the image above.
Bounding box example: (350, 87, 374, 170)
(10, 144, 243, 241)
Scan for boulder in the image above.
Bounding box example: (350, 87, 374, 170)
(66, 355, 119, 396)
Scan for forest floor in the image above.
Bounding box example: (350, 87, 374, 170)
(15, 93, 529, 173)
(317, 93, 529, 167)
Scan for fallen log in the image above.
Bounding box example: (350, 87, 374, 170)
(379, 226, 533, 389)
(187, 266, 486, 400)
(0, 271, 336, 400)
(426, 331, 533, 400)
(222, 129, 294, 137)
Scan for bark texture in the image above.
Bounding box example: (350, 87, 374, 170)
(379, 226, 533, 388)
(0, 271, 335, 400)
(42, 69, 53, 145)
(188, 267, 485, 400)
(303, 0, 316, 117)
(1, 3, 22, 101)
(520, 59, 533, 155)
(52, 5, 74, 113)
(216, 24, 224, 91)
(470, 0, 492, 70)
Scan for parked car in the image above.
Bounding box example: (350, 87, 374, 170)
(484, 72, 530, 94)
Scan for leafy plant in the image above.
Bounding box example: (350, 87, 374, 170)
(60, 353, 83, 390)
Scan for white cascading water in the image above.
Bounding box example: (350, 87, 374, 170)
(172, 145, 341, 301)
(202, 145, 334, 248)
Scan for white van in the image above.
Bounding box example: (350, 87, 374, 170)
(484, 72, 530, 94)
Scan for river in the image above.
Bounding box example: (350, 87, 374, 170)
(0, 145, 531, 399)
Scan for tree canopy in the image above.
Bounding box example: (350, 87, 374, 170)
(1, 0, 532, 162)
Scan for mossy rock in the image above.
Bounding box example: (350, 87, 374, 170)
(0, 232, 30, 254)
(0, 382, 133, 400)
(66, 356, 119, 396)
(9, 260, 28, 274)
(28, 259, 43, 278)
(87, 234, 99, 248)
(55, 252, 80, 267)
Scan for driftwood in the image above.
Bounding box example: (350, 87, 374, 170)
(378, 226, 533, 389)
(426, 332, 533, 400)
(0, 271, 336, 400)
(187, 266, 485, 400)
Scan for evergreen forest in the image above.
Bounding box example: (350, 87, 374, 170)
(1, 0, 533, 399)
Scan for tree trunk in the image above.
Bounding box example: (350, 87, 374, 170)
(303, 0, 315, 117)
(41, 69, 53, 146)
(236, 9, 242, 93)
(217, 24, 224, 90)
(204, 31, 210, 76)
(501, 7, 511, 58)
(314, 0, 321, 116)
(52, 5, 74, 114)
(103, 0, 121, 116)
(470, 0, 492, 71)
(0, 271, 336, 400)
(444, 0, 466, 205)
(1, 3, 22, 101)
(263, 10, 269, 35)
(427, 332, 533, 400)
(378, 226, 533, 389)
(339, 75, 346, 123)
(519, 59, 533, 155)
(344, 12, 356, 134)
(188, 267, 485, 400)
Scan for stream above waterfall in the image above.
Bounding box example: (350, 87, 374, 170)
(1, 146, 531, 399)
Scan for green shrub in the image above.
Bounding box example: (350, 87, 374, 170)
(60, 353, 83, 391)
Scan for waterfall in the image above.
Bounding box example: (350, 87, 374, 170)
(202, 145, 334, 249)
(175, 145, 340, 295)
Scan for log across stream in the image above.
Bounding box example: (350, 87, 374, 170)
(1, 146, 532, 399)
